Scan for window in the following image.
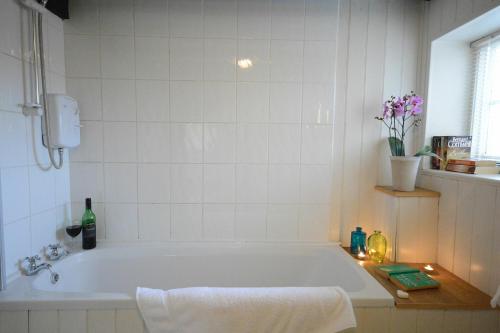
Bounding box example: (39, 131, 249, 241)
(470, 35, 500, 160)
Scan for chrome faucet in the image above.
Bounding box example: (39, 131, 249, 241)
(46, 243, 67, 261)
(23, 255, 52, 276)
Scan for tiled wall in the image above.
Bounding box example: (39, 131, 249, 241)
(416, 0, 500, 297)
(1, 307, 499, 333)
(419, 172, 500, 297)
(65, 0, 338, 242)
(0, 0, 70, 280)
(65, 0, 423, 244)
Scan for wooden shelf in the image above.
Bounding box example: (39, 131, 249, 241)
(343, 248, 497, 310)
(374, 185, 441, 198)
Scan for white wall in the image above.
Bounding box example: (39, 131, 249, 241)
(418, 0, 500, 296)
(0, 0, 70, 281)
(65, 0, 422, 245)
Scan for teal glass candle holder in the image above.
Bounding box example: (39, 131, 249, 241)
(350, 227, 366, 255)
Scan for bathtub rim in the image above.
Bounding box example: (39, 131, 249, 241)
(0, 241, 394, 310)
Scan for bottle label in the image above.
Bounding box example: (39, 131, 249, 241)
(82, 224, 96, 249)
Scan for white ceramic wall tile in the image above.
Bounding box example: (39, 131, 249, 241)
(203, 204, 235, 240)
(236, 164, 268, 203)
(171, 164, 203, 203)
(0, 310, 28, 333)
(170, 81, 203, 122)
(300, 124, 332, 164)
(453, 180, 475, 281)
(0, 112, 28, 167)
(302, 84, 334, 124)
(416, 310, 444, 333)
(0, 0, 22, 58)
(100, 0, 134, 35)
(304, 0, 338, 41)
(1, 167, 30, 223)
(169, 0, 203, 38)
(170, 38, 203, 80)
(103, 122, 137, 163)
(269, 124, 301, 163)
(269, 83, 302, 123)
(47, 24, 65, 76)
(30, 209, 57, 253)
(268, 165, 300, 203)
(204, 0, 237, 38)
(71, 121, 103, 162)
(267, 204, 299, 240)
(390, 308, 417, 333)
(204, 82, 236, 122)
(236, 82, 270, 123)
(237, 40, 270, 82)
(270, 41, 303, 82)
(203, 164, 235, 203)
(134, 0, 169, 37)
(58, 310, 87, 333)
(70, 162, 104, 203)
(170, 123, 203, 163)
(3, 218, 30, 277)
(271, 0, 305, 40)
(100, 36, 135, 79)
(237, 0, 271, 39)
(204, 39, 237, 81)
(470, 184, 497, 293)
(203, 124, 236, 163)
(171, 203, 202, 240)
(138, 203, 171, 240)
(115, 309, 145, 333)
(299, 205, 329, 241)
(135, 37, 169, 80)
(137, 122, 170, 163)
(236, 124, 268, 163)
(29, 166, 55, 214)
(105, 203, 138, 240)
(28, 310, 58, 333)
(66, 78, 102, 121)
(102, 80, 137, 121)
(303, 41, 335, 83)
(300, 165, 331, 204)
(104, 164, 138, 203)
(138, 164, 170, 203)
(443, 310, 472, 333)
(64, 0, 99, 35)
(87, 310, 115, 333)
(136, 80, 169, 122)
(64, 35, 100, 78)
(235, 204, 267, 240)
(0, 54, 23, 113)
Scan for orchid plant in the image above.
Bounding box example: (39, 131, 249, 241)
(376, 92, 438, 158)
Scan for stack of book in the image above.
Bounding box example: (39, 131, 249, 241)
(445, 159, 500, 174)
(431, 136, 472, 170)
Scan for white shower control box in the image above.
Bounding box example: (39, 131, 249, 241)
(46, 94, 81, 148)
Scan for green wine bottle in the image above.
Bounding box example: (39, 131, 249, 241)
(81, 197, 96, 249)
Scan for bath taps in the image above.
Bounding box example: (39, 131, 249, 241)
(22, 255, 52, 276)
(46, 243, 67, 261)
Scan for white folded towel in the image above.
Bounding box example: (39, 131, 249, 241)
(136, 286, 356, 333)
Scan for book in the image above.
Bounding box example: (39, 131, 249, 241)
(432, 136, 472, 170)
(445, 163, 475, 174)
(389, 272, 440, 291)
(447, 159, 497, 167)
(375, 264, 420, 279)
(474, 166, 500, 175)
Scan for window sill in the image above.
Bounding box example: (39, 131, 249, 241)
(420, 169, 500, 186)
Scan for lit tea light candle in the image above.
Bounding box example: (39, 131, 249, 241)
(423, 264, 435, 274)
(357, 251, 367, 260)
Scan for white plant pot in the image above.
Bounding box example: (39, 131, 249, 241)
(390, 156, 421, 191)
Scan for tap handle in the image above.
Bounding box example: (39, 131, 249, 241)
(24, 255, 41, 264)
(48, 243, 61, 250)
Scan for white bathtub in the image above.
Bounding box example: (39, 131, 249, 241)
(0, 242, 393, 310)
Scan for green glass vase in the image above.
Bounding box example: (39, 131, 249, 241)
(367, 230, 387, 263)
